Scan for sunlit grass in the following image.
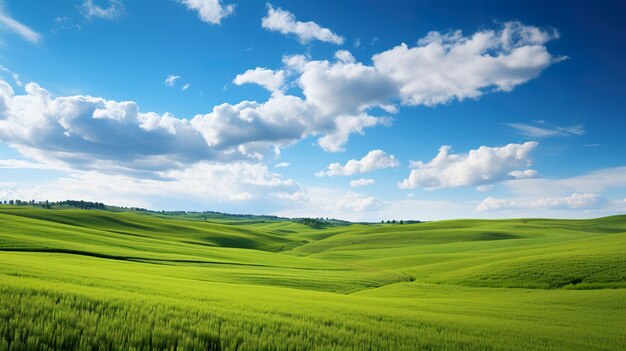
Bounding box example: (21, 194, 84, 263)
(0, 207, 625, 350)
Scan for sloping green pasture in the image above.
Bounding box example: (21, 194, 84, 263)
(0, 207, 624, 350)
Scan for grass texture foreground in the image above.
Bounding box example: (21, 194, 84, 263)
(0, 206, 625, 350)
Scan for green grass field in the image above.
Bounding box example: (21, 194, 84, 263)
(0, 206, 625, 350)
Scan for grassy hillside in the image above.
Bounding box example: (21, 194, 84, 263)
(0, 206, 624, 350)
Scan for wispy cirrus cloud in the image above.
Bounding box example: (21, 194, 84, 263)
(0, 3, 40, 43)
(165, 74, 180, 87)
(350, 178, 375, 187)
(79, 0, 126, 20)
(505, 121, 585, 137)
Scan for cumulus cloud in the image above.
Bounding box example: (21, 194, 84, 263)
(505, 121, 585, 137)
(266, 21, 560, 149)
(350, 178, 375, 187)
(0, 5, 40, 43)
(0, 79, 387, 174)
(372, 21, 564, 106)
(0, 21, 563, 185)
(334, 50, 356, 63)
(233, 67, 286, 92)
(261, 4, 344, 44)
(288, 54, 398, 116)
(275, 162, 290, 168)
(165, 75, 180, 87)
(317, 150, 399, 176)
(476, 193, 608, 212)
(79, 0, 126, 20)
(231, 21, 560, 151)
(316, 114, 390, 152)
(399, 142, 538, 189)
(178, 0, 234, 25)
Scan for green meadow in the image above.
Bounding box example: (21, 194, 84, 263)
(0, 206, 624, 350)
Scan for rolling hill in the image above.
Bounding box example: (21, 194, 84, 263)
(0, 206, 624, 350)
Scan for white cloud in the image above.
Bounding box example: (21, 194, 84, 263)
(233, 67, 285, 92)
(350, 178, 375, 187)
(503, 166, 626, 198)
(476, 184, 494, 192)
(165, 75, 180, 87)
(0, 159, 67, 171)
(317, 150, 399, 176)
(275, 187, 466, 222)
(6, 162, 305, 211)
(0, 21, 564, 188)
(270, 21, 560, 151)
(276, 188, 383, 219)
(372, 21, 563, 106)
(476, 193, 608, 212)
(178, 0, 234, 25)
(0, 79, 385, 174)
(469, 166, 626, 217)
(509, 169, 538, 179)
(0, 6, 41, 43)
(289, 55, 398, 117)
(261, 4, 344, 44)
(79, 0, 126, 20)
(334, 50, 356, 63)
(275, 162, 290, 168)
(399, 142, 538, 189)
(316, 114, 390, 152)
(182, 83, 190, 91)
(505, 121, 585, 137)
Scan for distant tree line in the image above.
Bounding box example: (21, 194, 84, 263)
(293, 217, 350, 228)
(381, 220, 424, 224)
(3, 199, 426, 224)
(0, 199, 106, 210)
(0, 199, 150, 211)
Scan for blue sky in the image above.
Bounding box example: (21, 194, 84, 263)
(0, 0, 625, 221)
